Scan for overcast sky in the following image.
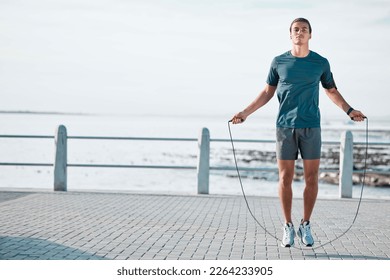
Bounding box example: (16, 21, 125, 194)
(1, 0, 389, 119)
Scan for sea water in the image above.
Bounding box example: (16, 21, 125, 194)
(0, 112, 389, 199)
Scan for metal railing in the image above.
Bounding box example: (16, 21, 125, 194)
(0, 125, 389, 198)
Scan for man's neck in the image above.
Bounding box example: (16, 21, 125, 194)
(290, 45, 310, 58)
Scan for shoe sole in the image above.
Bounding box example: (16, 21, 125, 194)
(280, 242, 294, 248)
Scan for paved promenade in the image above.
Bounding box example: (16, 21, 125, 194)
(0, 190, 389, 260)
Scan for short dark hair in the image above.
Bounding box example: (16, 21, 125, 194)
(289, 18, 312, 34)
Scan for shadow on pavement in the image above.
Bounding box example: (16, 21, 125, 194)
(0, 236, 108, 260)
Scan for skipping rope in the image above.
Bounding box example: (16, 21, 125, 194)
(227, 117, 369, 250)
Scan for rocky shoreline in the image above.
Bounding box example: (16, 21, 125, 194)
(318, 172, 390, 187)
(225, 144, 390, 187)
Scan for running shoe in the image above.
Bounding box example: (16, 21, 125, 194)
(281, 222, 295, 247)
(298, 220, 314, 247)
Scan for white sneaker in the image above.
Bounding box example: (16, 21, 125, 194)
(298, 220, 314, 247)
(281, 222, 295, 247)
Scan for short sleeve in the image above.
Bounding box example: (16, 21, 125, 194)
(266, 58, 279, 86)
(320, 59, 337, 89)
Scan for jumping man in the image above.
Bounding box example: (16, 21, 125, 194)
(231, 18, 366, 247)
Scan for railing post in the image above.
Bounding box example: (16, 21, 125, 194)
(339, 130, 353, 198)
(54, 125, 67, 191)
(197, 127, 210, 194)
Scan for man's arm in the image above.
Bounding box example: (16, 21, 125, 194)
(231, 84, 277, 124)
(324, 87, 366, 121)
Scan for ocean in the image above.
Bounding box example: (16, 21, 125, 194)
(0, 112, 389, 199)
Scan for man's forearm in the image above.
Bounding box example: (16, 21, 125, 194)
(242, 86, 276, 116)
(325, 88, 351, 113)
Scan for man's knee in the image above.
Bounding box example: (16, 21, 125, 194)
(279, 172, 294, 188)
(303, 159, 320, 186)
(304, 172, 319, 186)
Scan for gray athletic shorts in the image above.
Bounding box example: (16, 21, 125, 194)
(276, 127, 321, 160)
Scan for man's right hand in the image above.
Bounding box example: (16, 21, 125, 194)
(230, 112, 247, 124)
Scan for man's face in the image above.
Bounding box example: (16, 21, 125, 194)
(290, 22, 311, 45)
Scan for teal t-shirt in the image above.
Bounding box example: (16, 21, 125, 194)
(266, 50, 337, 128)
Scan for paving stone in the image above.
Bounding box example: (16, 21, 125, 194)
(0, 191, 389, 260)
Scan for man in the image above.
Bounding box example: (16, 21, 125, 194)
(231, 18, 365, 247)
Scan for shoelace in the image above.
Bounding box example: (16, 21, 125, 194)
(284, 224, 294, 238)
(302, 224, 311, 236)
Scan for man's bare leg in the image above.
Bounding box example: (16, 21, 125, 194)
(277, 160, 295, 223)
(302, 159, 320, 221)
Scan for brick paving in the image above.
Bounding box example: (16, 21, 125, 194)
(0, 190, 389, 260)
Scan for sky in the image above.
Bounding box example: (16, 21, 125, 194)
(1, 0, 390, 119)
